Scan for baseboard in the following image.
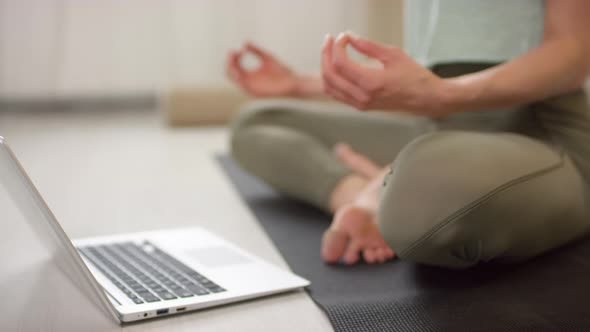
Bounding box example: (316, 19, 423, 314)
(0, 94, 156, 112)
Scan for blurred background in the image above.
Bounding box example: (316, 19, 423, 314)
(0, 0, 403, 124)
(0, 0, 404, 261)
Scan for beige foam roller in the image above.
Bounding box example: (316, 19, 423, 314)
(162, 86, 250, 127)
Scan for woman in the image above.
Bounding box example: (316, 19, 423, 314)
(226, 0, 590, 268)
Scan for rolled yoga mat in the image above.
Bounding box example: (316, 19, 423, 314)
(217, 155, 590, 332)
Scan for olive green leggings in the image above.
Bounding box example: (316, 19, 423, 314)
(229, 65, 590, 268)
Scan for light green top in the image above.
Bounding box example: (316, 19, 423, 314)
(404, 0, 545, 67)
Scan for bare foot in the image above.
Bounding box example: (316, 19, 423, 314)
(329, 174, 368, 213)
(322, 205, 395, 264)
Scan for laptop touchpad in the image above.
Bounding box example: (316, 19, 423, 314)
(186, 246, 252, 268)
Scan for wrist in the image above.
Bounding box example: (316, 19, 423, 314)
(432, 77, 475, 117)
(292, 74, 325, 98)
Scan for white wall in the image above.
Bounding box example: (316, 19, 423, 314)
(0, 0, 370, 99)
(0, 0, 62, 98)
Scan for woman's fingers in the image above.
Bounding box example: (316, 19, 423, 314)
(227, 50, 256, 94)
(334, 143, 381, 178)
(321, 35, 370, 107)
(347, 32, 398, 64)
(244, 41, 272, 61)
(226, 49, 246, 81)
(324, 85, 357, 106)
(321, 35, 355, 103)
(332, 33, 379, 87)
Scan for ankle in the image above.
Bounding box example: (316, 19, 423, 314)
(329, 174, 368, 213)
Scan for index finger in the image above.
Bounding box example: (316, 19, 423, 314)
(332, 33, 377, 85)
(224, 51, 240, 83)
(229, 49, 248, 75)
(244, 42, 272, 61)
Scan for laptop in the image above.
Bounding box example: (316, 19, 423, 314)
(0, 136, 309, 323)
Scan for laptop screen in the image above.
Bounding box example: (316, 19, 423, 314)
(0, 137, 120, 322)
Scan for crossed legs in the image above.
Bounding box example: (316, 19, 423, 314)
(230, 99, 590, 268)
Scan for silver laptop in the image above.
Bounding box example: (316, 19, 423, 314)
(0, 136, 309, 323)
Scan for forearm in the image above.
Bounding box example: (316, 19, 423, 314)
(439, 38, 590, 114)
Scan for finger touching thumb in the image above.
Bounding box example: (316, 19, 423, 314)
(244, 41, 271, 61)
(347, 33, 397, 64)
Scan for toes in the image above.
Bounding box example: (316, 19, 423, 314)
(327, 203, 394, 266)
(385, 247, 396, 259)
(375, 248, 385, 263)
(374, 248, 387, 263)
(363, 248, 377, 264)
(367, 247, 395, 264)
(321, 228, 348, 264)
(343, 241, 362, 265)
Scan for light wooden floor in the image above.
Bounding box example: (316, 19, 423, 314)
(0, 108, 332, 331)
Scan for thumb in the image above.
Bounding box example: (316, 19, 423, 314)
(347, 33, 397, 64)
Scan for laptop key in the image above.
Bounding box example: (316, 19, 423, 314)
(156, 291, 177, 300)
(168, 286, 194, 298)
(144, 295, 161, 303)
(201, 282, 223, 291)
(177, 277, 190, 284)
(179, 280, 194, 286)
(187, 285, 210, 296)
(137, 292, 160, 303)
(132, 286, 148, 293)
(209, 287, 226, 293)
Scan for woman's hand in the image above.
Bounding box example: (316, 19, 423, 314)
(321, 33, 449, 117)
(226, 42, 301, 97)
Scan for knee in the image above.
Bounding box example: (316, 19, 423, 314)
(230, 99, 299, 161)
(230, 99, 282, 164)
(376, 132, 505, 268)
(230, 99, 305, 139)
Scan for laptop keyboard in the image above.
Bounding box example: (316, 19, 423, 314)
(78, 242, 226, 305)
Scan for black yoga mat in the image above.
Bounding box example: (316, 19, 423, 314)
(218, 155, 590, 332)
